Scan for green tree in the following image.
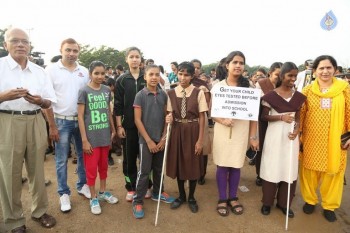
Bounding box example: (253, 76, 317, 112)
(202, 62, 218, 74)
(0, 28, 8, 58)
(79, 45, 127, 69)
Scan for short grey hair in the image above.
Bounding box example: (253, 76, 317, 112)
(4, 27, 29, 42)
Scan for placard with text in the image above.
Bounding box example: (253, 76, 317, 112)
(211, 85, 261, 121)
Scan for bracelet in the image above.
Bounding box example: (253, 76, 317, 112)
(117, 125, 122, 129)
(280, 115, 283, 121)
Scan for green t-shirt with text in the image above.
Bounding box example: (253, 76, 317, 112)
(78, 85, 111, 148)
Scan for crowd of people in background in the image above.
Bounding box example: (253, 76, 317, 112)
(1, 27, 350, 233)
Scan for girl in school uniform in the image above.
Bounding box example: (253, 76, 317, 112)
(166, 62, 208, 213)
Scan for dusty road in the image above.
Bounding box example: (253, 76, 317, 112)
(1, 129, 350, 233)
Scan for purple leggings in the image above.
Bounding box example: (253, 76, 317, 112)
(216, 166, 240, 201)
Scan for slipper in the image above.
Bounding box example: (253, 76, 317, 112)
(216, 200, 229, 217)
(228, 198, 244, 215)
(32, 213, 56, 228)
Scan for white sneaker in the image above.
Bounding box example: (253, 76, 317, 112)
(125, 191, 135, 202)
(78, 184, 91, 199)
(145, 189, 152, 199)
(60, 194, 71, 212)
(98, 191, 118, 204)
(90, 198, 101, 215)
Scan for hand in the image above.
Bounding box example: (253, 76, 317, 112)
(281, 114, 294, 124)
(221, 118, 234, 127)
(111, 131, 116, 142)
(82, 140, 93, 155)
(147, 140, 158, 153)
(0, 88, 29, 101)
(23, 94, 43, 106)
(165, 113, 173, 124)
(49, 126, 60, 142)
(342, 139, 350, 150)
(156, 140, 166, 151)
(195, 141, 203, 156)
(250, 139, 259, 151)
(288, 131, 299, 141)
(117, 127, 126, 138)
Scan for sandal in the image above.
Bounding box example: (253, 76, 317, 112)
(216, 200, 229, 217)
(32, 213, 56, 228)
(228, 197, 244, 215)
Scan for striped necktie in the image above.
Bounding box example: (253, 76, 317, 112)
(181, 89, 186, 118)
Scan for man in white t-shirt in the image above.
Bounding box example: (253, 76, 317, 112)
(45, 38, 91, 213)
(295, 59, 313, 92)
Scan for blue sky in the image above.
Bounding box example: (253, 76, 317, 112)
(1, 0, 349, 71)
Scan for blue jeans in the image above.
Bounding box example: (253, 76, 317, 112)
(54, 118, 86, 196)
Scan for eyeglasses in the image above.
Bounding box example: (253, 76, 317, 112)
(8, 39, 30, 45)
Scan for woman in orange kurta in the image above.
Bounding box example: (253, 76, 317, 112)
(299, 55, 350, 222)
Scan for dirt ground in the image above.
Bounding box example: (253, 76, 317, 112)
(1, 129, 350, 233)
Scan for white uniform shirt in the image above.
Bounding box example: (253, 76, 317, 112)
(46, 60, 89, 116)
(295, 70, 306, 92)
(0, 55, 57, 111)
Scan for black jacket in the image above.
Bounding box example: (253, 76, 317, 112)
(114, 70, 145, 129)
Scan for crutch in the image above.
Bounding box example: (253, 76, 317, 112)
(155, 123, 171, 226)
(285, 121, 295, 231)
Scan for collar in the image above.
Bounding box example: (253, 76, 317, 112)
(176, 84, 194, 93)
(57, 59, 80, 71)
(6, 55, 32, 72)
(142, 86, 161, 95)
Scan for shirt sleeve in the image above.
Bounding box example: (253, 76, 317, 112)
(77, 88, 87, 105)
(197, 90, 208, 112)
(114, 76, 125, 116)
(199, 85, 209, 93)
(133, 92, 142, 108)
(261, 100, 271, 108)
(41, 70, 57, 103)
(167, 94, 173, 112)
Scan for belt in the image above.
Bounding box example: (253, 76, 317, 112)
(0, 109, 41, 115)
(174, 118, 199, 123)
(54, 114, 78, 121)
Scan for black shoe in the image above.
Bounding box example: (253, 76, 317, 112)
(276, 204, 294, 218)
(198, 177, 205, 185)
(170, 197, 186, 209)
(188, 199, 198, 213)
(255, 176, 262, 186)
(208, 119, 214, 128)
(45, 147, 54, 155)
(115, 149, 122, 156)
(303, 203, 315, 214)
(11, 225, 26, 233)
(248, 159, 256, 166)
(323, 209, 337, 222)
(45, 179, 51, 187)
(261, 205, 271, 215)
(108, 156, 115, 166)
